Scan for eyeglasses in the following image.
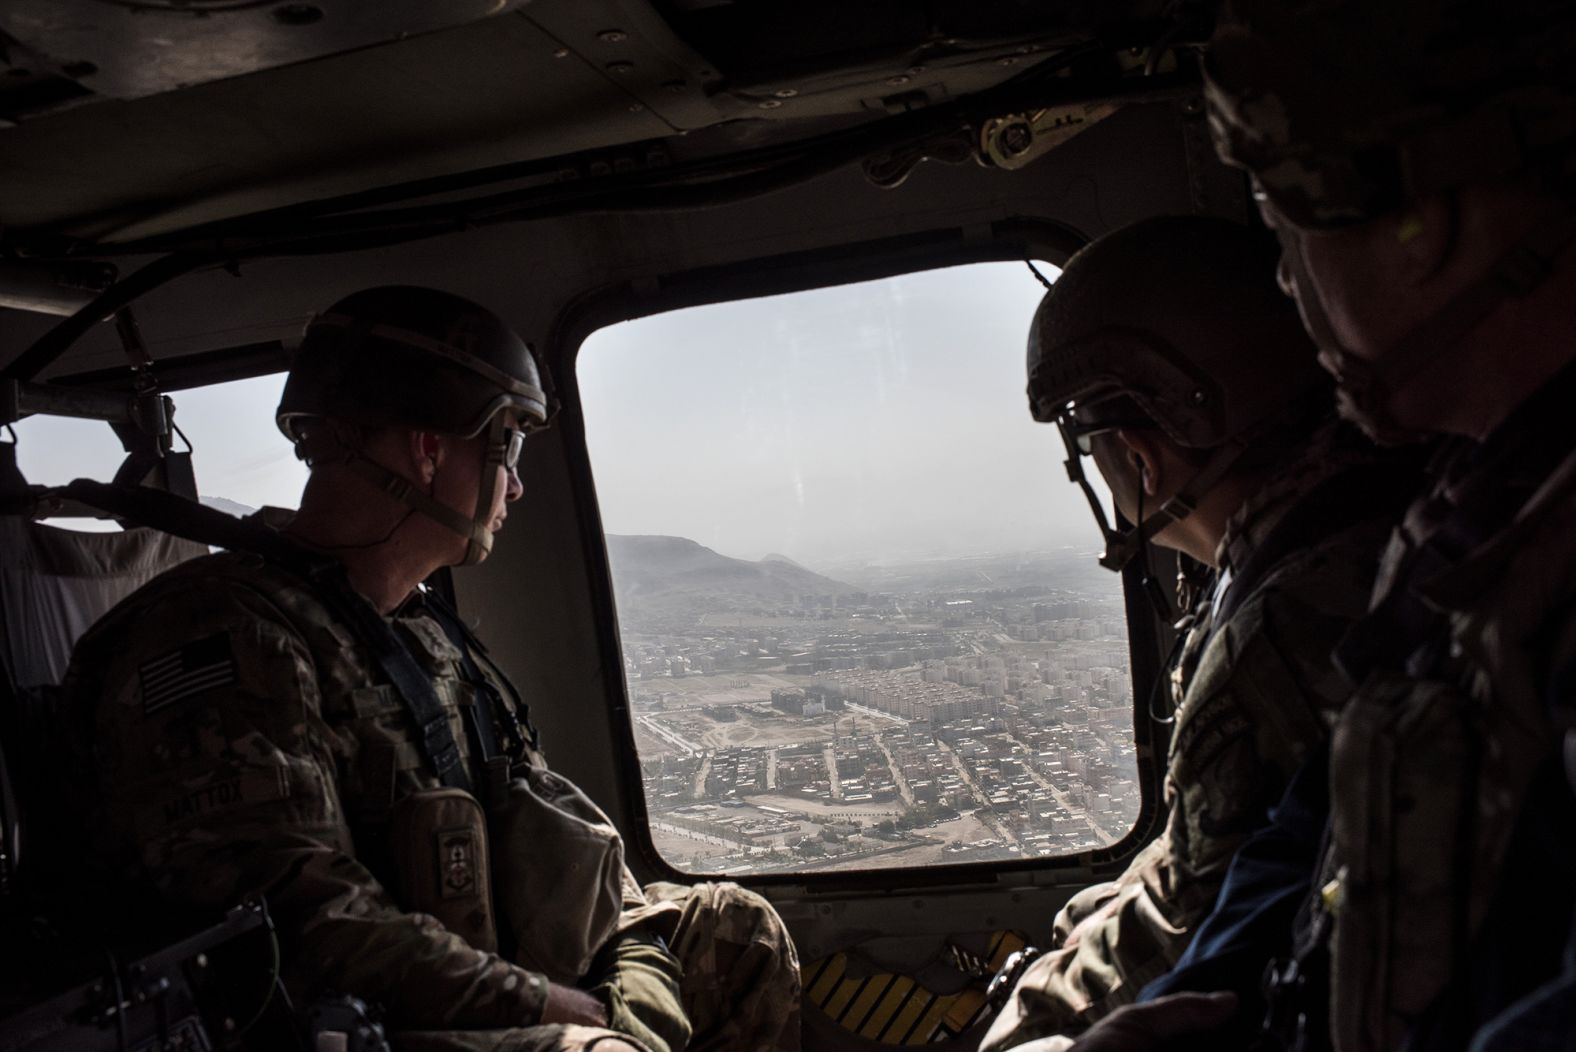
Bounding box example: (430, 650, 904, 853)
(1063, 417, 1153, 456)
(502, 427, 527, 470)
(487, 416, 530, 470)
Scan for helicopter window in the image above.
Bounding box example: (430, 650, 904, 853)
(578, 260, 1141, 875)
(12, 373, 306, 529)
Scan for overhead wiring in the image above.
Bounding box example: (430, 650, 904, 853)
(4, 39, 1197, 382)
(42, 46, 1186, 261)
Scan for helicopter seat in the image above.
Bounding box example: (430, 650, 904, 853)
(0, 514, 206, 896)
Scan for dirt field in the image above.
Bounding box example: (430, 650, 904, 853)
(695, 717, 890, 748)
(807, 812, 1001, 871)
(631, 723, 681, 759)
(644, 689, 896, 751)
(645, 800, 1009, 877)
(648, 827, 740, 869)
(747, 793, 904, 821)
(651, 672, 805, 707)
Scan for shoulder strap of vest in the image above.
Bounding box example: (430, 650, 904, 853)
(421, 591, 540, 754)
(1215, 460, 1416, 627)
(49, 479, 473, 794)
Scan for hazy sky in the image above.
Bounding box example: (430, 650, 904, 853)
(580, 261, 1114, 569)
(13, 373, 308, 529)
(13, 260, 1115, 564)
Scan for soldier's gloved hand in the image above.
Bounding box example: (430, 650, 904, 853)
(588, 931, 691, 1052)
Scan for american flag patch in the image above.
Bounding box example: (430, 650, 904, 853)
(140, 633, 238, 716)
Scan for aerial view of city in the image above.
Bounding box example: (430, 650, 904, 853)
(606, 536, 1140, 875)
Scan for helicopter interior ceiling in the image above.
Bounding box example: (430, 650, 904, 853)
(0, 1, 1188, 241)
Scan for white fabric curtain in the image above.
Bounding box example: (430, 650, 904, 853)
(0, 517, 208, 689)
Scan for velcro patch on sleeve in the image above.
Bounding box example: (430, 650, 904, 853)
(140, 633, 239, 716)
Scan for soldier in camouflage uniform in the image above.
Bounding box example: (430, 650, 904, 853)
(1204, 2, 1576, 1048)
(980, 217, 1419, 1052)
(58, 287, 800, 1052)
(1059, 0, 1576, 1047)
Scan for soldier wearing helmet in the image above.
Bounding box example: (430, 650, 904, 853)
(58, 287, 801, 1052)
(1054, 2, 1576, 1048)
(1203, 1, 1576, 1050)
(276, 285, 554, 570)
(980, 217, 1420, 1052)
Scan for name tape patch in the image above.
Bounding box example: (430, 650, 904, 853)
(140, 633, 238, 716)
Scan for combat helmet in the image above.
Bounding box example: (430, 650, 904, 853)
(1204, 0, 1576, 439)
(277, 286, 551, 564)
(1205, 0, 1576, 232)
(1027, 215, 1324, 572)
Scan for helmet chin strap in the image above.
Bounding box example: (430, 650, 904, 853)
(1283, 203, 1576, 445)
(459, 418, 509, 566)
(1100, 436, 1252, 571)
(339, 454, 496, 565)
(317, 417, 509, 566)
(1057, 420, 1250, 573)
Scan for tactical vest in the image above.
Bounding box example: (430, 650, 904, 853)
(134, 551, 542, 942)
(1320, 445, 1576, 1051)
(47, 474, 672, 986)
(163, 550, 678, 983)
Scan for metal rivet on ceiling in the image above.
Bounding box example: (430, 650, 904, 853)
(773, 88, 798, 98)
(607, 61, 635, 74)
(998, 56, 1019, 67)
(886, 75, 910, 87)
(598, 29, 628, 43)
(552, 47, 570, 58)
(758, 99, 783, 109)
(907, 65, 926, 75)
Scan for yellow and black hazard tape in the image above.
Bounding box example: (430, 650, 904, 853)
(804, 929, 1027, 1045)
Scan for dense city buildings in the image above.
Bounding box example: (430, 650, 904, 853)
(612, 541, 1140, 873)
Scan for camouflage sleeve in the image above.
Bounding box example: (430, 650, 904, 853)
(981, 837, 1187, 1049)
(617, 865, 682, 940)
(983, 555, 1368, 1048)
(73, 578, 550, 1031)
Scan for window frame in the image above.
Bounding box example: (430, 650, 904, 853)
(552, 219, 1175, 890)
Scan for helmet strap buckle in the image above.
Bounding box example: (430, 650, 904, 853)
(1159, 492, 1198, 519)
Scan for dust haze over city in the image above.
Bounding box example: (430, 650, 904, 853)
(580, 262, 1141, 875)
